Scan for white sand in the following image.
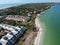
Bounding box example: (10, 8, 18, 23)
(34, 16, 43, 45)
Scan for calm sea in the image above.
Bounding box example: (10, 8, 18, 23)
(0, 3, 22, 9)
(39, 5, 60, 45)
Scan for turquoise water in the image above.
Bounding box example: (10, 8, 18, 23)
(39, 5, 60, 45)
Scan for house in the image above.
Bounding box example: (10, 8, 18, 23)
(37, 14, 40, 16)
(5, 33, 17, 44)
(33, 11, 36, 14)
(0, 16, 3, 19)
(0, 24, 15, 31)
(22, 16, 31, 22)
(10, 30, 20, 38)
(27, 13, 32, 17)
(15, 26, 21, 30)
(0, 36, 11, 45)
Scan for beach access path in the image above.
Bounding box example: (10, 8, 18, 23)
(24, 31, 36, 45)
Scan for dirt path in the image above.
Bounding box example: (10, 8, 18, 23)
(24, 32, 36, 45)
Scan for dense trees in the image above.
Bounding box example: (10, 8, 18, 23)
(1, 3, 51, 15)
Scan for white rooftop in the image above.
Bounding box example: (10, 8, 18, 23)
(5, 33, 13, 40)
(0, 37, 8, 45)
(11, 30, 18, 35)
(0, 24, 25, 45)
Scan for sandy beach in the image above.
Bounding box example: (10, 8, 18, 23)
(34, 16, 43, 45)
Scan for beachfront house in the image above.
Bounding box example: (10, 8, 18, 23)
(37, 14, 40, 16)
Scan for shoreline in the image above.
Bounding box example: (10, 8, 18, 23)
(34, 16, 43, 45)
(33, 6, 52, 45)
(0, 3, 51, 45)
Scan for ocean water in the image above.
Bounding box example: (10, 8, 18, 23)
(0, 3, 21, 9)
(39, 5, 60, 45)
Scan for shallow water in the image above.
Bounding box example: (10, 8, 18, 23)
(39, 5, 60, 45)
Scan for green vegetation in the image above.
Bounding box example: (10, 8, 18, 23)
(0, 3, 51, 16)
(0, 3, 52, 45)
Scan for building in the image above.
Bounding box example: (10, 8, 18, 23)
(5, 15, 22, 21)
(0, 24, 25, 45)
(21, 16, 31, 22)
(37, 14, 40, 16)
(0, 36, 11, 45)
(0, 24, 15, 31)
(5, 33, 17, 44)
(27, 13, 32, 17)
(33, 11, 36, 14)
(5, 15, 31, 22)
(11, 30, 20, 38)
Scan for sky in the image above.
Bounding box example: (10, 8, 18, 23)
(0, 0, 60, 4)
